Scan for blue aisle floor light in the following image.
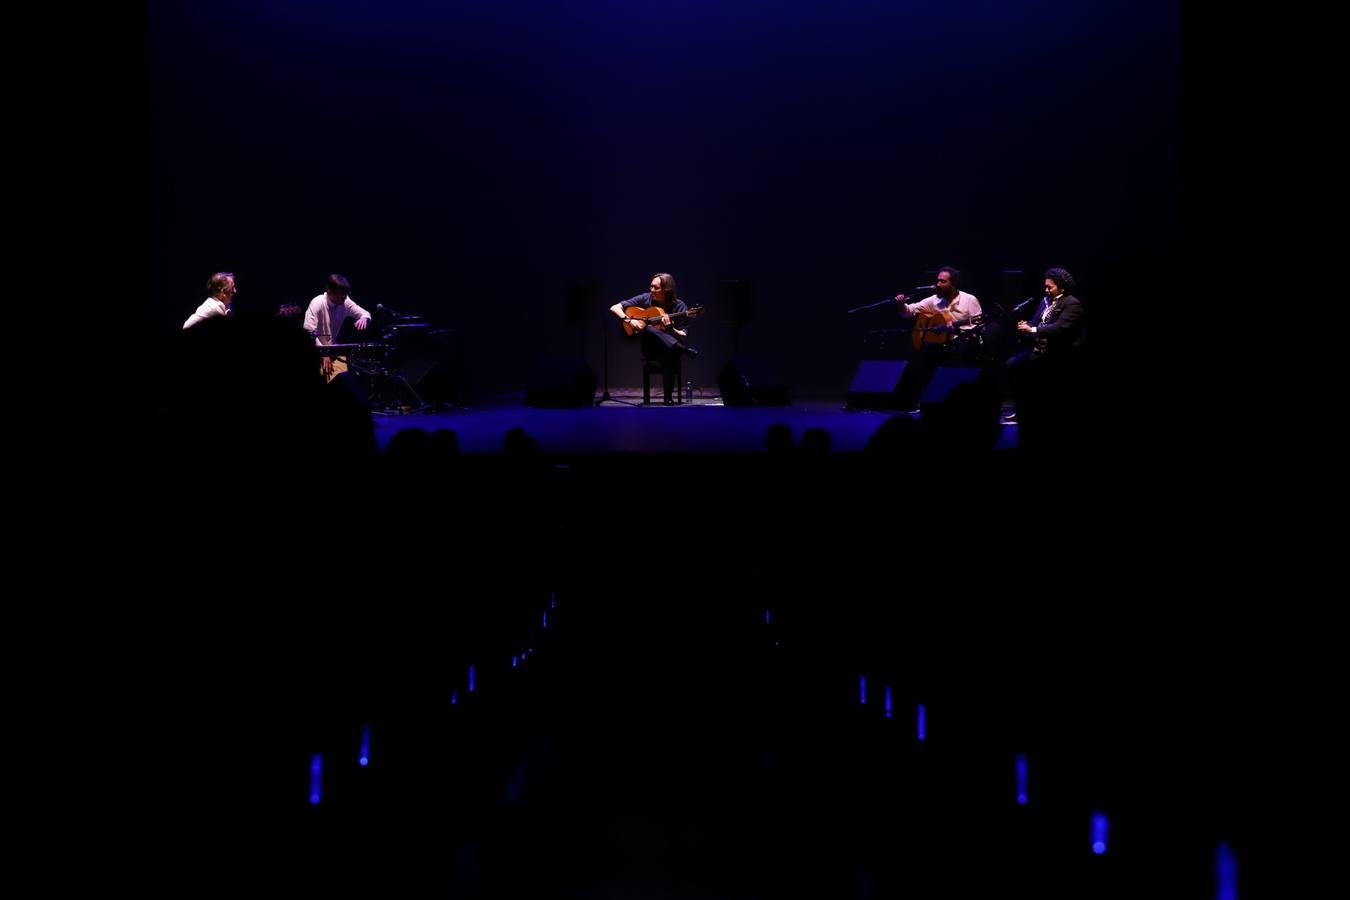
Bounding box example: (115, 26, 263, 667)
(309, 754, 323, 806)
(1215, 843, 1237, 900)
(1091, 812, 1109, 855)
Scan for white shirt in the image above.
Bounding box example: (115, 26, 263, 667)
(302, 294, 372, 345)
(901, 290, 982, 331)
(183, 297, 230, 329)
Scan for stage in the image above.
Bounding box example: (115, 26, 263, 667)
(369, 392, 1020, 455)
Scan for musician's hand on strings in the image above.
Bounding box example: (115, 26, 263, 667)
(629, 316, 646, 331)
(321, 356, 335, 377)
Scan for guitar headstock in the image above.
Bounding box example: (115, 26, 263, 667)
(686, 304, 704, 319)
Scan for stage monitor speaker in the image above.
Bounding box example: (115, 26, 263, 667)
(846, 359, 909, 410)
(718, 359, 790, 407)
(920, 366, 984, 406)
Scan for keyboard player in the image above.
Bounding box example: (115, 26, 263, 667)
(302, 273, 372, 382)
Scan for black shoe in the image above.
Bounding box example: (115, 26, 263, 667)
(676, 343, 700, 359)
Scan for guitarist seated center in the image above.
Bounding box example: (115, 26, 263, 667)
(609, 272, 702, 405)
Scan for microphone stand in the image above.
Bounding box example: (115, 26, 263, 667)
(848, 286, 937, 314)
(847, 297, 897, 314)
(595, 312, 640, 407)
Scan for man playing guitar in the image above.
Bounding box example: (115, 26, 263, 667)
(890, 265, 984, 412)
(608, 272, 703, 404)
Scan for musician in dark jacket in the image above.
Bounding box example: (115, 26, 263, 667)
(608, 272, 700, 405)
(1002, 266, 1087, 420)
(1016, 267, 1085, 358)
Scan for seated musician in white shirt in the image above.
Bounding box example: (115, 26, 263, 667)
(301, 273, 372, 381)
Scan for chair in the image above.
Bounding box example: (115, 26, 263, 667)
(642, 354, 682, 405)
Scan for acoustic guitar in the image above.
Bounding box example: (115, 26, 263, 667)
(622, 304, 704, 337)
(912, 311, 983, 352)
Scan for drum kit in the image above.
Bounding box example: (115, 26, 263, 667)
(320, 312, 452, 414)
(943, 318, 986, 356)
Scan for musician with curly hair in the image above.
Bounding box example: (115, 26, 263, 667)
(1002, 266, 1087, 421)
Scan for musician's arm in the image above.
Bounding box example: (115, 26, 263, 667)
(899, 297, 936, 319)
(668, 300, 690, 337)
(347, 298, 372, 331)
(1035, 299, 1082, 336)
(302, 302, 323, 344)
(611, 297, 645, 329)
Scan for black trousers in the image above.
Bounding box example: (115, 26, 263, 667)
(640, 330, 682, 402)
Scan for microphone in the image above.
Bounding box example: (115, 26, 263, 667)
(376, 303, 405, 317)
(1012, 296, 1044, 314)
(891, 284, 936, 302)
